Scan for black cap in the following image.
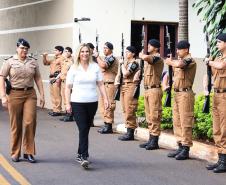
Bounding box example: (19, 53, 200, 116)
(65, 47, 73, 53)
(17, 38, 30, 48)
(217, 33, 226, 42)
(126, 46, 136, 54)
(177, 40, 190, 49)
(148, 39, 161, 48)
(105, 42, 114, 50)
(55, 46, 64, 53)
(87, 43, 95, 50)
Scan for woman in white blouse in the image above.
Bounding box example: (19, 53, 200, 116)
(65, 43, 109, 169)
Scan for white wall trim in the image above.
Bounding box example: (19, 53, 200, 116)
(0, 0, 54, 11)
(0, 23, 74, 35)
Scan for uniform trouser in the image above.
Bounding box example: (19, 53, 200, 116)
(173, 91, 195, 147)
(212, 93, 226, 154)
(99, 83, 116, 124)
(8, 89, 37, 158)
(61, 81, 66, 111)
(71, 102, 98, 158)
(144, 88, 162, 136)
(50, 82, 62, 112)
(121, 83, 138, 129)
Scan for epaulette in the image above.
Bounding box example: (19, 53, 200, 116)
(4, 56, 13, 61)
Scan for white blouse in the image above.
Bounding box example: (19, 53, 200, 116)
(66, 62, 103, 103)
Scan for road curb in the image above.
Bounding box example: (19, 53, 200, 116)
(116, 124, 217, 163)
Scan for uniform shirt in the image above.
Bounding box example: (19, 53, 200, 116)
(0, 55, 41, 88)
(122, 59, 139, 83)
(212, 56, 226, 89)
(173, 54, 196, 89)
(45, 55, 64, 75)
(66, 62, 103, 103)
(144, 55, 164, 86)
(60, 56, 73, 81)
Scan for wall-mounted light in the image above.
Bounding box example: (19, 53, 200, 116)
(74, 17, 91, 22)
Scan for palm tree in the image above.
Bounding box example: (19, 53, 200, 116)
(193, 0, 226, 57)
(179, 0, 189, 41)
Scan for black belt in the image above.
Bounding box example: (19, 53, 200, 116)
(144, 84, 161, 90)
(174, 87, 191, 92)
(122, 82, 133, 85)
(214, 88, 226, 93)
(104, 82, 114, 85)
(11, 87, 33, 91)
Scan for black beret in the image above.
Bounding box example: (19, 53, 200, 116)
(55, 46, 64, 52)
(217, 33, 226, 42)
(17, 38, 30, 48)
(87, 43, 95, 50)
(148, 39, 160, 48)
(65, 47, 73, 53)
(126, 46, 136, 54)
(105, 42, 114, 50)
(177, 40, 190, 49)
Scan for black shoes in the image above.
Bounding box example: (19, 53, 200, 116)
(24, 154, 36, 163)
(76, 154, 89, 169)
(139, 135, 159, 150)
(118, 128, 135, 141)
(175, 146, 190, 160)
(59, 114, 74, 122)
(167, 143, 183, 158)
(48, 112, 62, 116)
(98, 123, 113, 134)
(206, 154, 226, 173)
(11, 156, 20, 162)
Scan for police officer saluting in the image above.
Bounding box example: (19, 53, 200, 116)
(0, 38, 45, 162)
(165, 40, 196, 160)
(138, 39, 164, 149)
(94, 42, 118, 134)
(116, 46, 139, 141)
(205, 33, 226, 173)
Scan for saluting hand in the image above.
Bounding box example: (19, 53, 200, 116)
(1, 96, 8, 109)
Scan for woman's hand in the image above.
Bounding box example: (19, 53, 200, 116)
(40, 95, 45, 108)
(66, 103, 72, 113)
(1, 96, 8, 109)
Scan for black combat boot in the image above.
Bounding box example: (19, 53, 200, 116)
(98, 123, 113, 134)
(118, 128, 134, 141)
(59, 113, 74, 122)
(139, 134, 153, 148)
(175, 146, 190, 160)
(206, 154, 222, 170)
(213, 154, 226, 173)
(145, 136, 159, 150)
(167, 143, 183, 158)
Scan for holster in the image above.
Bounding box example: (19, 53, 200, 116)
(5, 79, 12, 95)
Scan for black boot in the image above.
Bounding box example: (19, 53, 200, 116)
(175, 146, 190, 160)
(118, 128, 134, 141)
(206, 154, 222, 170)
(145, 136, 159, 150)
(213, 154, 226, 173)
(167, 143, 183, 158)
(98, 123, 113, 134)
(60, 114, 74, 122)
(139, 134, 152, 148)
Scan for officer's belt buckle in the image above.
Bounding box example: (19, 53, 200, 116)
(144, 84, 161, 90)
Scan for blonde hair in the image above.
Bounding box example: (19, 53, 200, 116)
(73, 43, 93, 70)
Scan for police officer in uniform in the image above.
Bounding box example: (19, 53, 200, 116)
(139, 39, 164, 149)
(43, 46, 64, 116)
(59, 47, 74, 122)
(0, 38, 45, 162)
(115, 46, 139, 141)
(165, 40, 196, 160)
(94, 42, 118, 134)
(205, 33, 226, 173)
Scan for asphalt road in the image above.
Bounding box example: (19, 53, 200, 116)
(0, 107, 226, 185)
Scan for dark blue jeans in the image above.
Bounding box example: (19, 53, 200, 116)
(71, 102, 98, 158)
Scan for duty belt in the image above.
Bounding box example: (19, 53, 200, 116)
(214, 88, 226, 93)
(122, 82, 133, 85)
(174, 87, 191, 92)
(11, 87, 33, 91)
(144, 84, 161, 90)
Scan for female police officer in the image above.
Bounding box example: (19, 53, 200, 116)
(0, 38, 45, 163)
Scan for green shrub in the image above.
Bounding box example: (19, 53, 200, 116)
(136, 92, 214, 141)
